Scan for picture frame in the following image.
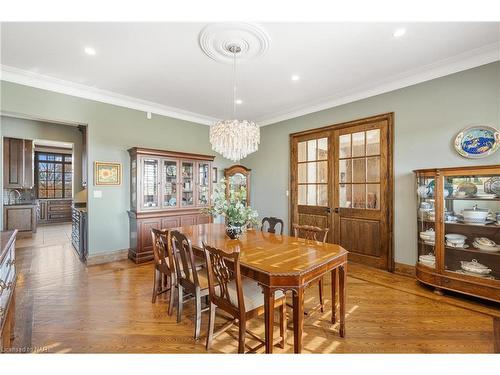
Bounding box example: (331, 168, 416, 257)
(212, 167, 218, 183)
(94, 161, 122, 186)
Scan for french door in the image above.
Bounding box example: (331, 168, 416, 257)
(290, 113, 393, 270)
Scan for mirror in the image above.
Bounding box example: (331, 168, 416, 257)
(224, 165, 251, 205)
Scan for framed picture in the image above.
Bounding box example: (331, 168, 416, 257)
(212, 167, 218, 183)
(94, 161, 122, 186)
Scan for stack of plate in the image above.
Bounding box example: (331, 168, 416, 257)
(419, 229, 435, 245)
(473, 237, 500, 252)
(445, 233, 467, 248)
(419, 253, 435, 267)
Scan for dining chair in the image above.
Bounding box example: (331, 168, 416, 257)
(171, 230, 210, 340)
(203, 242, 287, 353)
(292, 223, 329, 314)
(261, 217, 284, 235)
(151, 228, 176, 315)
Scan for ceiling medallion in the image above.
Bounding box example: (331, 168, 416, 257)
(198, 23, 271, 64)
(209, 43, 260, 162)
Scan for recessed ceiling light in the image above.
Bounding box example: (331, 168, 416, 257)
(235, 99, 243, 105)
(84, 46, 96, 56)
(393, 28, 406, 38)
(291, 75, 300, 81)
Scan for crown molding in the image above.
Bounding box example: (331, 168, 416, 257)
(257, 42, 500, 126)
(0, 64, 217, 126)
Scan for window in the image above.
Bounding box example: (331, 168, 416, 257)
(35, 152, 73, 198)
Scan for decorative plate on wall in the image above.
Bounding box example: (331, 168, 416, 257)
(454, 125, 499, 158)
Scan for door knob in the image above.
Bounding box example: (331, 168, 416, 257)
(334, 207, 340, 213)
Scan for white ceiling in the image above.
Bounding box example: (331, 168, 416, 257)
(1, 22, 499, 125)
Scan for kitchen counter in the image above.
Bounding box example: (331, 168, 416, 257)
(3, 202, 36, 207)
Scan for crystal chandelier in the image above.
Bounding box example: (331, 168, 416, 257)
(210, 44, 260, 162)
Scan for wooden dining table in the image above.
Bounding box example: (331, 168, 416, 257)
(173, 223, 348, 353)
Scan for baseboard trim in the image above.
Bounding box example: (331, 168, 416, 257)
(86, 248, 129, 266)
(394, 262, 416, 278)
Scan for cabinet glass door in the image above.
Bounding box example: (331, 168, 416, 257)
(416, 174, 436, 269)
(197, 162, 210, 206)
(181, 161, 194, 207)
(142, 158, 159, 209)
(162, 160, 178, 208)
(443, 174, 499, 281)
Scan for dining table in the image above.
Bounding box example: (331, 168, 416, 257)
(173, 223, 348, 353)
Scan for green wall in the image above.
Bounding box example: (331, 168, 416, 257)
(244, 62, 500, 265)
(0, 81, 231, 255)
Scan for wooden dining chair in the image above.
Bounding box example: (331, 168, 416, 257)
(261, 217, 284, 235)
(203, 242, 287, 353)
(171, 230, 210, 340)
(151, 228, 176, 316)
(292, 224, 329, 314)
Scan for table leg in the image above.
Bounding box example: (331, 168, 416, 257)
(331, 268, 337, 324)
(339, 263, 346, 338)
(292, 287, 304, 353)
(263, 285, 275, 354)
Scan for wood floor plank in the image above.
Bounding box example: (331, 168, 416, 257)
(8, 223, 498, 353)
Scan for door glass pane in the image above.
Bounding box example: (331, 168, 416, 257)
(298, 185, 307, 205)
(367, 184, 380, 210)
(298, 163, 307, 183)
(339, 159, 352, 183)
(339, 134, 351, 158)
(317, 185, 328, 206)
(339, 184, 352, 208)
(352, 184, 366, 209)
(143, 158, 159, 208)
(366, 156, 380, 183)
(298, 142, 307, 162)
(307, 185, 316, 205)
(307, 162, 316, 183)
(352, 158, 366, 183)
(181, 162, 194, 207)
(366, 129, 380, 155)
(163, 160, 177, 207)
(307, 140, 317, 161)
(317, 138, 328, 160)
(317, 161, 327, 183)
(352, 132, 365, 157)
(197, 163, 210, 206)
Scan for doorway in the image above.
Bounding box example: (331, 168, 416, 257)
(290, 113, 394, 271)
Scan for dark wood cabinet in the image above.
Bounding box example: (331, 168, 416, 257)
(3, 137, 33, 189)
(37, 199, 72, 224)
(127, 147, 215, 263)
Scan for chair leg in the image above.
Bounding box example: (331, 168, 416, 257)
(279, 301, 287, 349)
(168, 275, 176, 316)
(152, 268, 159, 303)
(177, 285, 183, 323)
(238, 318, 246, 354)
(206, 302, 216, 350)
(318, 277, 324, 313)
(194, 290, 202, 340)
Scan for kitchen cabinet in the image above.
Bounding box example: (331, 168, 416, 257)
(36, 199, 72, 224)
(127, 147, 215, 263)
(3, 204, 36, 238)
(3, 137, 33, 189)
(78, 125, 87, 188)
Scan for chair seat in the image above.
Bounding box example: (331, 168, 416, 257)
(225, 276, 285, 312)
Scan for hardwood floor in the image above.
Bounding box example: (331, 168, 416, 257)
(10, 224, 499, 353)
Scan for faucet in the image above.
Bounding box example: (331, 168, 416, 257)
(9, 189, 21, 205)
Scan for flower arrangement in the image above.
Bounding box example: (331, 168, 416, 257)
(202, 178, 258, 237)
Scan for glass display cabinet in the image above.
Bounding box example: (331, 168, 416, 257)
(414, 165, 499, 302)
(224, 165, 251, 205)
(128, 148, 214, 263)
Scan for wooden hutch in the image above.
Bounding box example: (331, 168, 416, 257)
(414, 165, 499, 302)
(128, 147, 214, 263)
(224, 165, 251, 204)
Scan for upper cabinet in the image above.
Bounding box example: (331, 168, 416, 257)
(3, 137, 34, 189)
(128, 147, 215, 213)
(78, 125, 88, 188)
(224, 165, 251, 205)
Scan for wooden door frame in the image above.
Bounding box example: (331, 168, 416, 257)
(289, 112, 394, 271)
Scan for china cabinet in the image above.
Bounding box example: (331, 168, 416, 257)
(414, 165, 500, 302)
(224, 165, 251, 205)
(128, 148, 214, 263)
